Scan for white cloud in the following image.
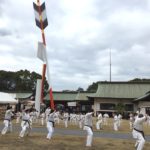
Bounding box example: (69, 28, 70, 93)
(1, 0, 150, 91)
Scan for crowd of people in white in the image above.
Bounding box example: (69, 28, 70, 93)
(1, 106, 150, 149)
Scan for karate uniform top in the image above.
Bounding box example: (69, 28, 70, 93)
(16, 112, 21, 117)
(40, 113, 45, 118)
(103, 113, 109, 118)
(84, 112, 93, 127)
(22, 112, 30, 121)
(97, 113, 102, 120)
(48, 112, 56, 122)
(45, 108, 51, 116)
(133, 116, 146, 131)
(114, 115, 118, 123)
(63, 112, 69, 121)
(4, 109, 13, 120)
(118, 114, 122, 119)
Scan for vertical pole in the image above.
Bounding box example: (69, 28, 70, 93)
(49, 88, 54, 109)
(37, 0, 54, 109)
(37, 0, 46, 103)
(110, 49, 111, 82)
(35, 79, 42, 112)
(41, 64, 46, 102)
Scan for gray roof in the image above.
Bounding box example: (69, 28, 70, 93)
(44, 92, 77, 101)
(134, 92, 150, 101)
(11, 92, 92, 102)
(75, 92, 94, 101)
(44, 92, 94, 101)
(92, 82, 150, 99)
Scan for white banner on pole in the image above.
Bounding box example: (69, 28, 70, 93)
(35, 79, 42, 113)
(37, 42, 51, 89)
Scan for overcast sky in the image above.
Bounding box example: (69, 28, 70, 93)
(0, 0, 150, 91)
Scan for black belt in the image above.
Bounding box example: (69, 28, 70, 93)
(49, 120, 55, 127)
(4, 119, 11, 125)
(23, 120, 31, 128)
(134, 128, 145, 139)
(23, 120, 29, 122)
(4, 119, 11, 121)
(84, 125, 93, 131)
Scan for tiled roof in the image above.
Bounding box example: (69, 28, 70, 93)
(44, 92, 77, 101)
(92, 82, 150, 99)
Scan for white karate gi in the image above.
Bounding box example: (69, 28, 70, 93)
(19, 111, 31, 137)
(83, 112, 94, 147)
(16, 111, 22, 124)
(129, 113, 134, 129)
(132, 115, 146, 150)
(63, 112, 69, 128)
(96, 113, 103, 130)
(1, 109, 14, 135)
(113, 115, 119, 131)
(103, 113, 109, 125)
(40, 112, 45, 126)
(45, 107, 51, 122)
(47, 111, 56, 140)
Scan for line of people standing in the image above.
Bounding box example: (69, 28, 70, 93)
(1, 106, 149, 149)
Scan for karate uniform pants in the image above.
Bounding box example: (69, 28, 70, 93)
(47, 122, 54, 139)
(132, 129, 145, 150)
(79, 121, 83, 129)
(41, 118, 45, 126)
(16, 117, 20, 123)
(83, 126, 93, 147)
(113, 122, 118, 131)
(64, 120, 68, 128)
(1, 120, 12, 135)
(129, 122, 133, 129)
(96, 120, 102, 130)
(19, 121, 30, 137)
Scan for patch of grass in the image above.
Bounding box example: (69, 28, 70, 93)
(0, 118, 150, 150)
(0, 132, 150, 150)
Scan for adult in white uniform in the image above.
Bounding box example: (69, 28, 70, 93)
(54, 111, 60, 125)
(45, 107, 51, 123)
(19, 109, 31, 138)
(16, 111, 22, 124)
(78, 113, 84, 129)
(129, 113, 134, 129)
(83, 109, 94, 147)
(113, 113, 119, 131)
(40, 111, 45, 126)
(1, 106, 14, 135)
(103, 113, 109, 125)
(63, 111, 69, 128)
(132, 114, 147, 150)
(96, 112, 103, 130)
(46, 109, 56, 140)
(118, 113, 122, 127)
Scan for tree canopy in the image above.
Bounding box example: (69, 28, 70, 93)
(86, 81, 99, 92)
(0, 70, 48, 92)
(0, 70, 150, 93)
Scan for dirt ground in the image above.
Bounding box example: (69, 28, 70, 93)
(0, 118, 150, 150)
(0, 132, 150, 150)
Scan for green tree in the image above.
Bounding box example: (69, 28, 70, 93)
(129, 78, 150, 82)
(115, 103, 125, 114)
(0, 70, 48, 92)
(86, 82, 99, 92)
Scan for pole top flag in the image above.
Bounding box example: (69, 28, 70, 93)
(33, 0, 55, 109)
(33, 2, 48, 29)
